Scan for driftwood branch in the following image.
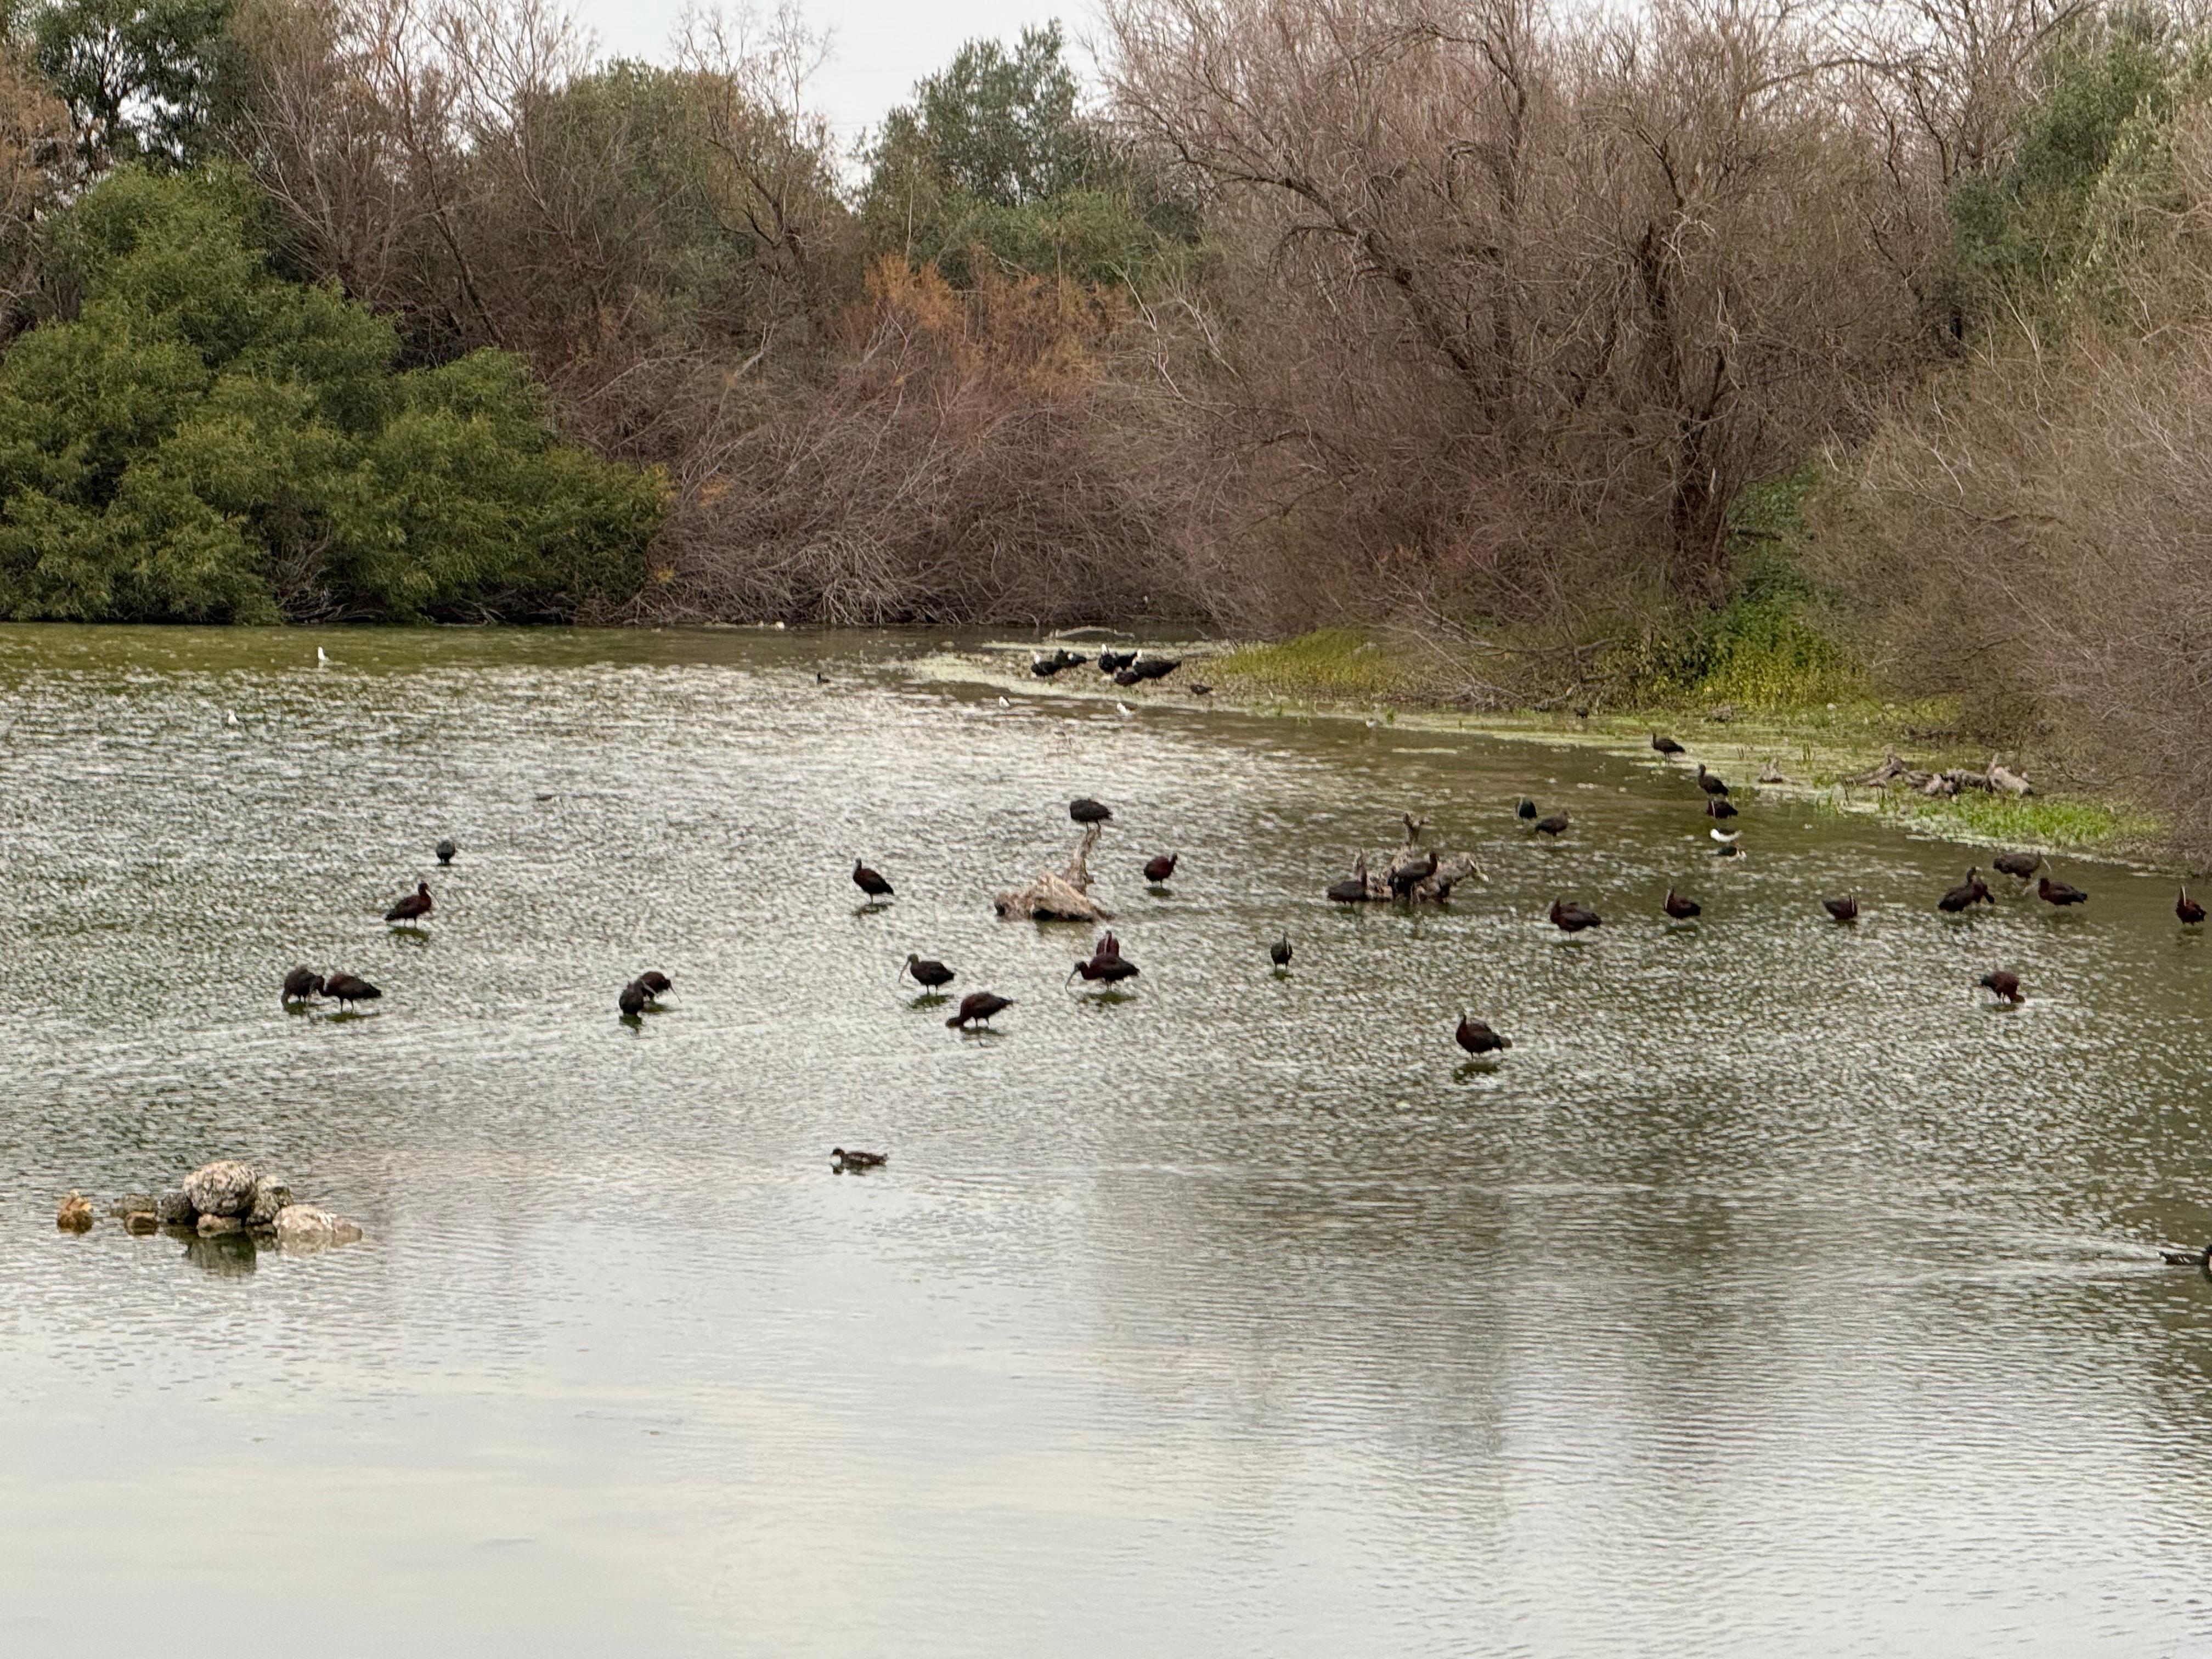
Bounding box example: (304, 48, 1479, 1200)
(994, 824, 1113, 921)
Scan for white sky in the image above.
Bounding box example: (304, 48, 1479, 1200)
(567, 0, 1088, 154)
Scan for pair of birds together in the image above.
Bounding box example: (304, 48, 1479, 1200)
(282, 967, 380, 1010)
(1066, 932, 1138, 988)
(617, 972, 672, 1017)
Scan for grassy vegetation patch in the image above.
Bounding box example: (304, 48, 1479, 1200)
(1209, 628, 1426, 702)
(1873, 787, 2159, 849)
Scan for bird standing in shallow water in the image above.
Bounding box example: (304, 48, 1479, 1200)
(385, 882, 432, 926)
(1697, 763, 1730, 798)
(1705, 798, 1737, 821)
(1652, 733, 1684, 756)
(1389, 849, 1438, 899)
(2037, 874, 2089, 907)
(832, 1147, 887, 1169)
(853, 859, 893, 900)
(1269, 934, 1293, 969)
(618, 980, 646, 1018)
(1144, 852, 1178, 883)
(1516, 797, 1538, 821)
(282, 967, 324, 1004)
(900, 953, 954, 990)
(1663, 888, 1701, 919)
(1069, 954, 1141, 987)
(2179, 886, 2205, 926)
(324, 972, 380, 1011)
(1455, 1014, 1511, 1055)
(1534, 813, 1570, 837)
(1549, 898, 1601, 933)
(639, 971, 671, 1002)
(948, 992, 1013, 1028)
(1979, 969, 2023, 1005)
(1993, 851, 2040, 882)
(1822, 894, 1859, 923)
(1938, 868, 1991, 913)
(1070, 797, 1113, 825)
(436, 838, 457, 866)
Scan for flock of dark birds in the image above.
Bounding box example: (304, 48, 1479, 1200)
(1026, 646, 1210, 695)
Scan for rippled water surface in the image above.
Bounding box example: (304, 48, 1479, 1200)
(5, 624, 2212, 1652)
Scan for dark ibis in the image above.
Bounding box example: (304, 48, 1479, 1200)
(1696, 763, 1730, 798)
(1549, 898, 1602, 933)
(1937, 868, 1991, 913)
(1133, 656, 1181, 681)
(1269, 934, 1293, 969)
(1993, 851, 2041, 882)
(281, 966, 324, 1004)
(1388, 849, 1438, 899)
(1662, 888, 1701, 919)
(2158, 1241, 2212, 1266)
(1516, 797, 1538, 821)
(1093, 930, 1122, 960)
(1533, 813, 1570, 837)
(947, 991, 1013, 1029)
(1455, 1014, 1511, 1056)
(1114, 668, 1143, 686)
(2180, 886, 2205, 926)
(639, 970, 672, 1000)
(324, 972, 381, 1011)
(832, 1147, 888, 1169)
(2037, 874, 2089, 907)
(1326, 855, 1370, 902)
(618, 980, 646, 1018)
(900, 954, 955, 990)
(436, 838, 457, 865)
(1070, 798, 1113, 825)
(1978, 969, 2023, 1005)
(1705, 798, 1738, 821)
(853, 859, 894, 900)
(385, 882, 432, 926)
(1822, 894, 1859, 923)
(1652, 733, 1684, 756)
(1144, 852, 1178, 883)
(1069, 954, 1141, 987)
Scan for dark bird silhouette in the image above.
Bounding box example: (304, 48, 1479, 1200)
(639, 971, 672, 999)
(1705, 798, 1738, 821)
(1031, 655, 1069, 678)
(1326, 855, 1371, 902)
(1069, 954, 1141, 986)
(1132, 656, 1181, 681)
(619, 980, 647, 1018)
(2037, 874, 2089, 907)
(2158, 1240, 2212, 1266)
(900, 953, 955, 990)
(853, 859, 893, 899)
(1696, 763, 1730, 798)
(947, 991, 1013, 1028)
(1389, 849, 1438, 899)
(1070, 797, 1113, 825)
(1938, 868, 1991, 913)
(1093, 931, 1122, 960)
(1533, 813, 1571, 837)
(281, 966, 324, 1004)
(324, 972, 380, 1011)
(1269, 934, 1293, 969)
(1114, 668, 1143, 686)
(435, 838, 457, 865)
(832, 1147, 888, 1169)
(1651, 732, 1685, 756)
(1549, 898, 1602, 933)
(1144, 853, 1179, 883)
(2179, 886, 2205, 926)
(1978, 969, 2023, 1005)
(1993, 851, 2041, 881)
(1822, 894, 1859, 923)
(1097, 650, 1137, 673)
(384, 881, 432, 925)
(1662, 888, 1701, 919)
(1516, 797, 1538, 821)
(1189, 682, 1214, 696)
(1455, 1013, 1511, 1055)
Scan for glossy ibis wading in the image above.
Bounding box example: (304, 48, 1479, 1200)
(900, 953, 955, 990)
(1979, 969, 2024, 1005)
(1652, 733, 1684, 756)
(853, 859, 893, 900)
(1070, 797, 1113, 825)
(1697, 764, 1730, 798)
(1822, 894, 1859, 923)
(2180, 886, 2205, 925)
(435, 838, 457, 865)
(947, 991, 1014, 1028)
(1144, 853, 1178, 883)
(1662, 888, 1701, 919)
(1549, 898, 1601, 933)
(1269, 934, 1293, 969)
(1516, 797, 1538, 821)
(1533, 813, 1570, 837)
(1455, 1014, 1511, 1056)
(1389, 849, 1438, 899)
(385, 881, 432, 925)
(1993, 851, 2041, 882)
(1937, 868, 1991, 913)
(618, 980, 646, 1018)
(639, 971, 672, 1000)
(281, 967, 324, 1003)
(2038, 874, 2089, 907)
(1069, 953, 1141, 986)
(832, 1147, 888, 1169)
(324, 972, 380, 1011)
(1705, 798, 1738, 821)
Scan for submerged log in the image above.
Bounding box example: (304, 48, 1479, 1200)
(1349, 817, 1484, 901)
(995, 825, 1114, 922)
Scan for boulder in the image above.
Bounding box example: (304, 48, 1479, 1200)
(246, 1179, 294, 1228)
(106, 1193, 157, 1218)
(195, 1213, 244, 1237)
(122, 1211, 158, 1235)
(55, 1191, 94, 1232)
(156, 1190, 195, 1226)
(274, 1204, 363, 1251)
(183, 1160, 258, 1220)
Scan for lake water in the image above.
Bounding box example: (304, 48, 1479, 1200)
(3, 624, 2210, 1653)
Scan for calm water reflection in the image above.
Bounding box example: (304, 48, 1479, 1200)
(3, 624, 2211, 1653)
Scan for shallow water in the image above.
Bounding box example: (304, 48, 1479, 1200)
(3, 624, 2211, 1652)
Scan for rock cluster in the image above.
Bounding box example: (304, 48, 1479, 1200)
(57, 1160, 363, 1255)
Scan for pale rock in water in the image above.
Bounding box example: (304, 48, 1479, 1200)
(274, 1205, 363, 1251)
(246, 1178, 294, 1228)
(183, 1159, 258, 1219)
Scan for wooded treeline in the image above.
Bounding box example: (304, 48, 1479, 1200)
(2, 0, 2210, 830)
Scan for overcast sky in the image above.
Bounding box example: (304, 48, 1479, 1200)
(567, 0, 1087, 154)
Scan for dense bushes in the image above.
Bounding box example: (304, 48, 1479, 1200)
(0, 169, 664, 622)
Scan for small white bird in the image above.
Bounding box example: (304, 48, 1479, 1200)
(1709, 828, 1740, 844)
(1116, 702, 1133, 719)
(316, 646, 330, 667)
(226, 710, 238, 726)
(998, 696, 1011, 707)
